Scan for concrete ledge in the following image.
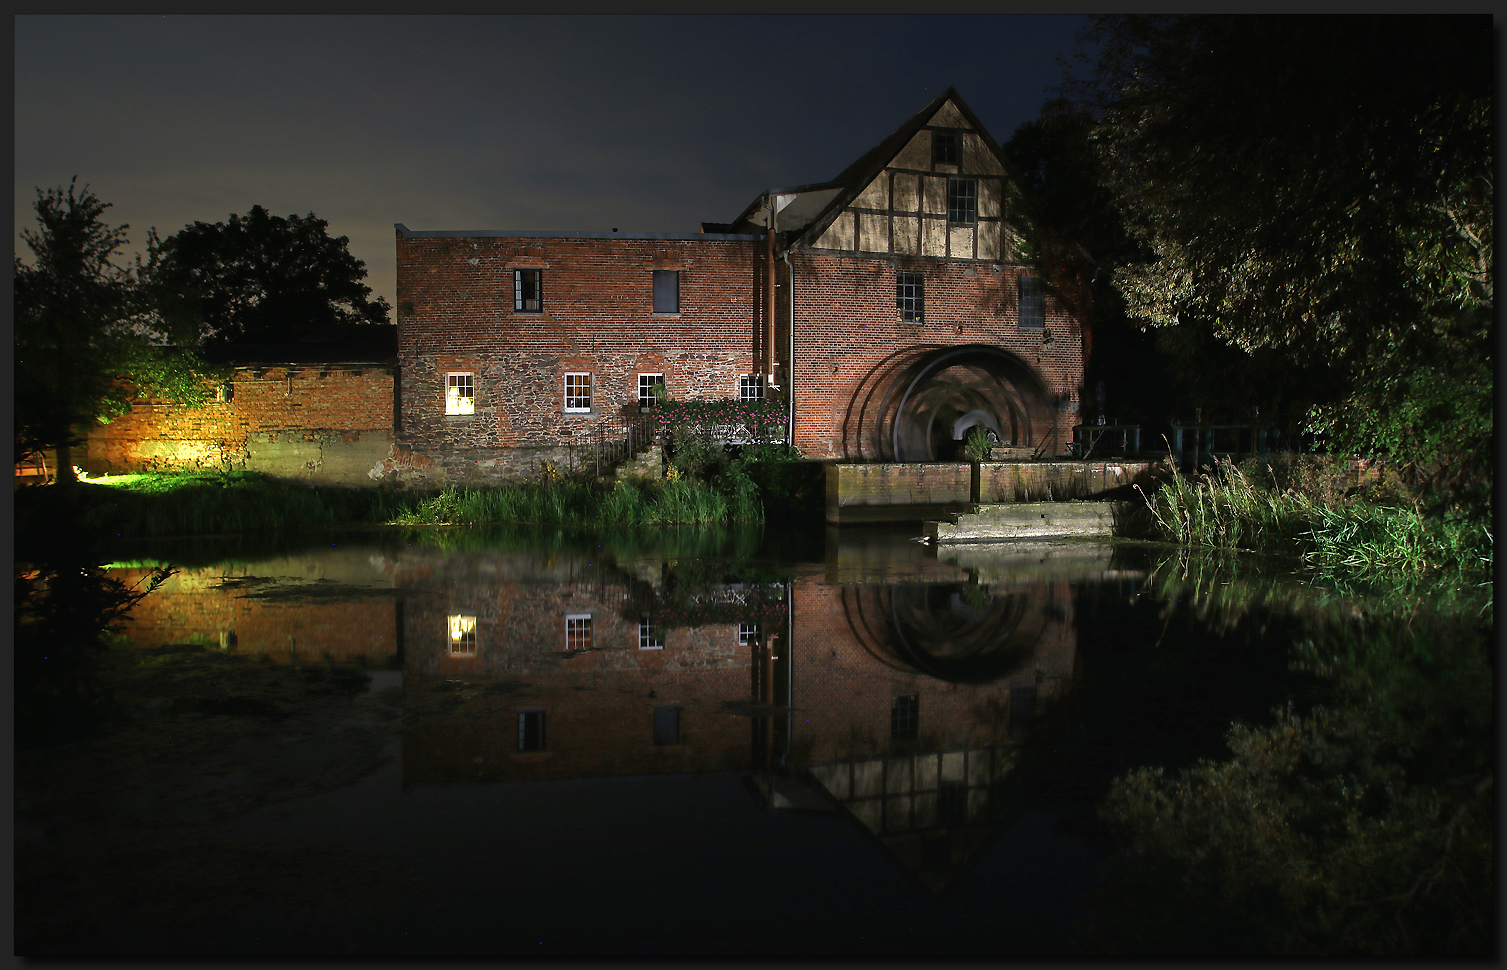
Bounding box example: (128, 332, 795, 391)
(925, 501, 1118, 543)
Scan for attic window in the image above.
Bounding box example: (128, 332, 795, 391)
(948, 178, 978, 225)
(933, 131, 960, 166)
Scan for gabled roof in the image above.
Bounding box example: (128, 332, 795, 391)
(725, 88, 1023, 251)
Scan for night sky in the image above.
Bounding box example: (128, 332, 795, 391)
(15, 15, 1088, 312)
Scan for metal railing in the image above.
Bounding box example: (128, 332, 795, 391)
(577, 412, 660, 478)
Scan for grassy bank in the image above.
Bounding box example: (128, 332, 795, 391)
(14, 468, 764, 540)
(1139, 455, 1492, 578)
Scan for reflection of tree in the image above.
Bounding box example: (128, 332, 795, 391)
(1090, 574, 1492, 955)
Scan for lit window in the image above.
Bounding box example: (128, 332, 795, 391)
(565, 613, 593, 652)
(897, 272, 924, 323)
(214, 381, 234, 403)
(1018, 275, 1044, 331)
(446, 373, 475, 415)
(652, 271, 679, 314)
(514, 269, 542, 313)
(737, 623, 760, 647)
(638, 374, 665, 409)
(891, 693, 919, 742)
(638, 614, 664, 650)
(447, 614, 477, 657)
(518, 709, 546, 751)
(739, 374, 764, 402)
(564, 373, 592, 412)
(653, 707, 680, 746)
(932, 131, 959, 166)
(947, 178, 977, 225)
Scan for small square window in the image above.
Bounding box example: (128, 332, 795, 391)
(652, 271, 679, 314)
(638, 614, 664, 650)
(638, 374, 665, 409)
(653, 707, 680, 746)
(447, 614, 477, 657)
(514, 269, 542, 313)
(891, 693, 919, 742)
(897, 272, 924, 323)
(565, 613, 593, 651)
(214, 381, 234, 403)
(947, 179, 978, 225)
(1018, 275, 1045, 331)
(737, 623, 760, 647)
(932, 131, 959, 166)
(565, 373, 592, 412)
(518, 709, 546, 751)
(446, 373, 475, 415)
(739, 374, 764, 402)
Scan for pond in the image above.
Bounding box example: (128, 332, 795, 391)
(15, 523, 1490, 956)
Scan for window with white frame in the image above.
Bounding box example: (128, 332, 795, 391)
(446, 373, 475, 415)
(565, 613, 593, 651)
(638, 614, 664, 650)
(738, 623, 760, 647)
(447, 614, 477, 657)
(739, 374, 764, 401)
(638, 374, 665, 410)
(564, 373, 592, 412)
(514, 269, 542, 313)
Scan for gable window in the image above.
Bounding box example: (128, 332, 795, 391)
(518, 710, 546, 751)
(652, 271, 679, 314)
(638, 374, 665, 410)
(932, 131, 959, 166)
(947, 178, 978, 225)
(447, 614, 477, 657)
(891, 693, 920, 742)
(564, 373, 592, 412)
(514, 269, 542, 313)
(638, 614, 664, 650)
(446, 373, 475, 415)
(897, 272, 924, 323)
(565, 613, 593, 651)
(739, 374, 764, 402)
(737, 623, 760, 647)
(653, 707, 680, 746)
(1018, 274, 1044, 330)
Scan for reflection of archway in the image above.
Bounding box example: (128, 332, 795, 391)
(840, 583, 1055, 684)
(842, 345, 1052, 461)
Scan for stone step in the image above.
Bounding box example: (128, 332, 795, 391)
(925, 501, 1118, 543)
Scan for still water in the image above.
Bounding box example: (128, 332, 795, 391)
(19, 524, 1369, 955)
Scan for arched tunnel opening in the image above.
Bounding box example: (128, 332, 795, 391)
(845, 345, 1053, 462)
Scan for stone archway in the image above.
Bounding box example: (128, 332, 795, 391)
(843, 345, 1052, 462)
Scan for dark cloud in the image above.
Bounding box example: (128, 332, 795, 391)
(15, 14, 1087, 310)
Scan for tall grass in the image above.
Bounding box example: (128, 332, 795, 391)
(17, 468, 761, 539)
(1139, 456, 1491, 577)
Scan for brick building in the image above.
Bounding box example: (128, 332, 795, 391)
(389, 88, 1084, 485)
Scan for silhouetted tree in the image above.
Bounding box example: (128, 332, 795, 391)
(14, 179, 213, 484)
(1061, 15, 1492, 511)
(143, 205, 391, 346)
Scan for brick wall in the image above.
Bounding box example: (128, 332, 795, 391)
(392, 232, 763, 485)
(781, 251, 1084, 461)
(83, 364, 395, 484)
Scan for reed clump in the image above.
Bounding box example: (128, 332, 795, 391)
(390, 475, 753, 527)
(1139, 456, 1491, 576)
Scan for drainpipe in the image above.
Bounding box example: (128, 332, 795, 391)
(764, 194, 777, 389)
(780, 250, 795, 447)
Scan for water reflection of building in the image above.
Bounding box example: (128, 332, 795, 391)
(111, 553, 399, 664)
